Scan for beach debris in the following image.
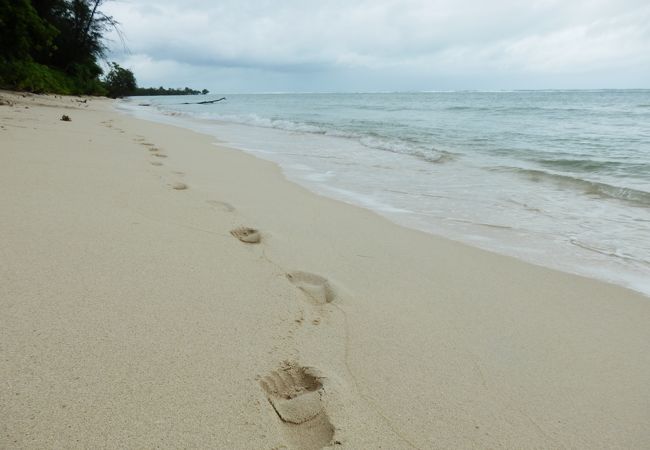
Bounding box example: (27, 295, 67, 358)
(230, 227, 261, 244)
(60, 114, 71, 121)
(181, 97, 226, 105)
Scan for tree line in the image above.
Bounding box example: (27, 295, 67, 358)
(134, 87, 210, 96)
(0, 1, 208, 97)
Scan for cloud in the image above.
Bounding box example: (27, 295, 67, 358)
(103, 0, 650, 91)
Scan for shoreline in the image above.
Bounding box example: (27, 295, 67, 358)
(2, 91, 650, 448)
(117, 96, 650, 298)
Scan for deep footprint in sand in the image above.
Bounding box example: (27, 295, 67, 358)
(150, 161, 163, 166)
(287, 272, 335, 304)
(230, 227, 261, 244)
(260, 363, 334, 449)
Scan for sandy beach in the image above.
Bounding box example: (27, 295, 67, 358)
(1, 91, 649, 449)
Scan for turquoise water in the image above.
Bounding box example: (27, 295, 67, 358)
(119, 90, 650, 295)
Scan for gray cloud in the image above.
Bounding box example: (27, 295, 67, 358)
(104, 0, 650, 91)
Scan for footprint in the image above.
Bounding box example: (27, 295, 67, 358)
(152, 153, 167, 158)
(171, 182, 188, 190)
(206, 200, 235, 212)
(287, 272, 335, 304)
(260, 363, 334, 448)
(150, 161, 163, 166)
(230, 227, 261, 244)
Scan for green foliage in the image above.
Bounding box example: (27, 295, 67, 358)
(132, 86, 209, 96)
(0, 0, 117, 95)
(68, 62, 107, 94)
(0, 60, 71, 93)
(43, 0, 117, 72)
(0, 1, 206, 97)
(103, 62, 136, 98)
(0, 0, 58, 61)
(0, 60, 107, 95)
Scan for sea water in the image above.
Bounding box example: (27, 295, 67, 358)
(118, 91, 650, 296)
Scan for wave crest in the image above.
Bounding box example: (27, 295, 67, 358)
(498, 167, 650, 206)
(164, 110, 456, 166)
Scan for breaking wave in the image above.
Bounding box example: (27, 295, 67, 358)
(497, 167, 650, 207)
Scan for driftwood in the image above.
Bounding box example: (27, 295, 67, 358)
(181, 97, 226, 105)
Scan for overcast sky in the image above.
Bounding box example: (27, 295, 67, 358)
(104, 0, 650, 92)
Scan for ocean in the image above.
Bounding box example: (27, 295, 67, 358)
(118, 90, 650, 296)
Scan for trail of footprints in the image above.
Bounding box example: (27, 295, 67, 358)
(133, 137, 188, 191)
(257, 274, 338, 449)
(227, 231, 338, 447)
(226, 223, 338, 447)
(134, 137, 168, 160)
(136, 133, 338, 448)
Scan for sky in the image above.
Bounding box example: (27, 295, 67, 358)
(103, 0, 650, 93)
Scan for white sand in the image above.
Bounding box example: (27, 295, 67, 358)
(1, 91, 649, 449)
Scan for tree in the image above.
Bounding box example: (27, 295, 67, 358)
(0, 0, 57, 62)
(43, 0, 120, 76)
(103, 62, 135, 97)
(0, 0, 120, 94)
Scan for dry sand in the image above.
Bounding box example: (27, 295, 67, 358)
(1, 91, 649, 449)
